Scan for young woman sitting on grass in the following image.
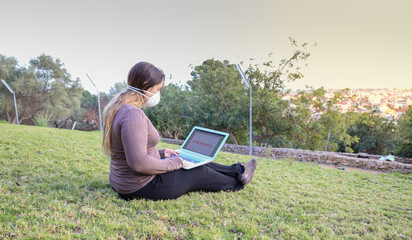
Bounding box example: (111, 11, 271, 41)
(102, 61, 257, 201)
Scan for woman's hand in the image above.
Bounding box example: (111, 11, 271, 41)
(165, 149, 188, 168)
(164, 148, 180, 158)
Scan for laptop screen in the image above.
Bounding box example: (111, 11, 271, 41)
(182, 129, 226, 157)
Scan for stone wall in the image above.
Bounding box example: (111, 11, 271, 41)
(161, 138, 412, 174)
(337, 152, 412, 165)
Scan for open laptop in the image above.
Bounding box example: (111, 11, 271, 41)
(174, 126, 229, 169)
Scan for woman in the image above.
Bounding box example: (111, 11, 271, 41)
(102, 62, 257, 201)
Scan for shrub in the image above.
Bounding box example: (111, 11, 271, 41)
(33, 111, 54, 127)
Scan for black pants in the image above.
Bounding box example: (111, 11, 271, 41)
(118, 162, 244, 201)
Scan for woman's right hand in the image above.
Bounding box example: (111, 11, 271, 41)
(171, 155, 188, 169)
(181, 158, 189, 168)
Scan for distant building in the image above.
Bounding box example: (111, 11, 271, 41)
(392, 107, 408, 119)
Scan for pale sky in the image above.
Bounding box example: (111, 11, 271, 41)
(1, 0, 411, 93)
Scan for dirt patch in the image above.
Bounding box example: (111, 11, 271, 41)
(318, 164, 384, 174)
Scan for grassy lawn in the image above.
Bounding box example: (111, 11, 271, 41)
(0, 123, 411, 239)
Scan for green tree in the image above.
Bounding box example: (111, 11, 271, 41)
(81, 90, 98, 110)
(243, 38, 315, 146)
(245, 66, 290, 146)
(285, 87, 358, 151)
(0, 54, 84, 126)
(345, 111, 398, 155)
(0, 55, 47, 124)
(0, 55, 24, 123)
(145, 84, 192, 139)
(187, 59, 249, 144)
(77, 89, 112, 131)
(79, 90, 99, 128)
(174, 38, 315, 145)
(109, 81, 127, 96)
(29, 54, 83, 122)
(395, 106, 412, 157)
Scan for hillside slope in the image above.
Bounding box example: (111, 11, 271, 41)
(0, 123, 411, 239)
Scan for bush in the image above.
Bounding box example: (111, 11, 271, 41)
(33, 111, 54, 127)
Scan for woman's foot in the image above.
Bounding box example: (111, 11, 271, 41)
(239, 158, 257, 186)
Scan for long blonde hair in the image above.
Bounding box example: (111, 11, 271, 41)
(102, 62, 165, 156)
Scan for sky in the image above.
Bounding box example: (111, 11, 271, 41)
(1, 0, 411, 93)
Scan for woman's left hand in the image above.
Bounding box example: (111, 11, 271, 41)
(165, 148, 180, 158)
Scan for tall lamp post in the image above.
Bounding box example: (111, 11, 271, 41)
(235, 64, 252, 155)
(86, 73, 102, 131)
(1, 79, 19, 125)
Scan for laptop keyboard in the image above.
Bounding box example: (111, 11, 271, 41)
(179, 157, 200, 169)
(180, 157, 197, 163)
(181, 159, 196, 168)
(170, 154, 199, 168)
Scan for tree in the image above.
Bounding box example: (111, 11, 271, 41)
(76, 90, 99, 130)
(187, 59, 249, 144)
(173, 38, 315, 145)
(0, 54, 84, 126)
(285, 87, 358, 151)
(244, 38, 315, 145)
(29, 54, 83, 123)
(245, 65, 290, 145)
(109, 81, 127, 96)
(145, 84, 192, 139)
(345, 111, 398, 155)
(81, 90, 98, 110)
(395, 106, 412, 157)
(0, 55, 24, 123)
(76, 89, 113, 131)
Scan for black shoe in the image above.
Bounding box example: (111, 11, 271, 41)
(239, 158, 257, 186)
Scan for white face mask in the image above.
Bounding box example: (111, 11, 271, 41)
(127, 85, 161, 107)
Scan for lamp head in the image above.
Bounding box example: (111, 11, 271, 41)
(1, 79, 14, 94)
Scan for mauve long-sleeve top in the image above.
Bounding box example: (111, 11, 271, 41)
(109, 104, 183, 194)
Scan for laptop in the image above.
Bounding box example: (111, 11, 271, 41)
(174, 126, 229, 169)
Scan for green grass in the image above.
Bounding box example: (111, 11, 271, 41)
(0, 123, 411, 239)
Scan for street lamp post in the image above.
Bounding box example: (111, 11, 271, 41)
(1, 79, 19, 125)
(86, 73, 102, 131)
(235, 64, 253, 155)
